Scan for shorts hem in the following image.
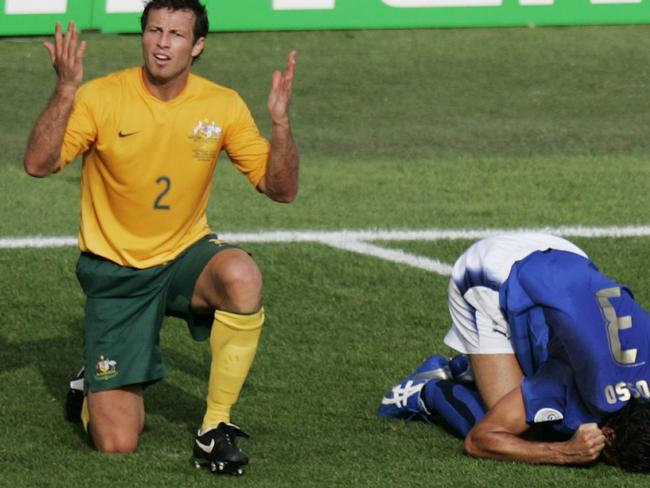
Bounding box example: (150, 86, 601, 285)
(86, 376, 163, 393)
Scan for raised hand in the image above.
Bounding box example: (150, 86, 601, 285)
(44, 21, 86, 89)
(24, 21, 87, 176)
(267, 50, 297, 127)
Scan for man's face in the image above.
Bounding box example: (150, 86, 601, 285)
(141, 8, 205, 86)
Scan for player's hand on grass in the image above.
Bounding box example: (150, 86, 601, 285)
(562, 423, 607, 464)
(268, 50, 296, 128)
(44, 21, 86, 91)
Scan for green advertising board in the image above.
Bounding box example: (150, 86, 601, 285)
(215, 0, 650, 32)
(1, 0, 650, 37)
(0, 0, 92, 36)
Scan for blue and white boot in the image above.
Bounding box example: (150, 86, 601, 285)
(378, 355, 451, 422)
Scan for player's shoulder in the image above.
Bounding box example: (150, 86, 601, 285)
(77, 67, 140, 99)
(188, 73, 244, 103)
(84, 67, 138, 87)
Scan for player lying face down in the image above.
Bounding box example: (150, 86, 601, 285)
(379, 233, 650, 473)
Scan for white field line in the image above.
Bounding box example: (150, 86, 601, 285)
(323, 239, 454, 275)
(0, 236, 77, 248)
(3, 225, 650, 275)
(222, 225, 650, 242)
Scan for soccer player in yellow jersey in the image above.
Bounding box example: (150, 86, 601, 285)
(23, 0, 299, 476)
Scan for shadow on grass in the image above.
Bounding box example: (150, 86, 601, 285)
(0, 318, 209, 442)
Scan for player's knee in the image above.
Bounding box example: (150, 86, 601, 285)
(221, 261, 263, 310)
(92, 430, 140, 454)
(197, 250, 264, 312)
(230, 261, 262, 291)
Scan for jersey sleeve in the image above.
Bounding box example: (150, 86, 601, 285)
(522, 358, 598, 434)
(223, 94, 270, 188)
(522, 359, 569, 425)
(59, 83, 99, 170)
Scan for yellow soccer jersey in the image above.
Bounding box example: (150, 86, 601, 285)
(60, 67, 270, 268)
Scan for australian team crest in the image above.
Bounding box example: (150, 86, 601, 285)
(190, 119, 222, 162)
(95, 355, 118, 381)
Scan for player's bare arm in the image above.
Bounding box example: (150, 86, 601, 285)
(24, 21, 86, 177)
(257, 50, 299, 203)
(464, 386, 607, 465)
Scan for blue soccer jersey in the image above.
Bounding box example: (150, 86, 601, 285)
(500, 249, 650, 433)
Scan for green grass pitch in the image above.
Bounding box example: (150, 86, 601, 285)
(2, 24, 650, 486)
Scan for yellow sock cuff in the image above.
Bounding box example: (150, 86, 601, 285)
(214, 307, 265, 331)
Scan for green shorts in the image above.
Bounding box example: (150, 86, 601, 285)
(75, 234, 237, 393)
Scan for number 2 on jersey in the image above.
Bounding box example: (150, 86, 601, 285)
(154, 176, 171, 210)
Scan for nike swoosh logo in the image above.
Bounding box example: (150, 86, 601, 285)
(195, 438, 215, 453)
(118, 130, 139, 138)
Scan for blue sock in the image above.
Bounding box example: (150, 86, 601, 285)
(421, 379, 486, 437)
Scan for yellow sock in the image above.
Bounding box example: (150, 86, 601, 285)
(81, 396, 90, 433)
(201, 308, 265, 433)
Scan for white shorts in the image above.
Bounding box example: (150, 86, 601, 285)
(443, 277, 514, 355)
(442, 232, 587, 355)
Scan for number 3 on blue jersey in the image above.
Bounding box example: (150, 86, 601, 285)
(597, 287, 637, 365)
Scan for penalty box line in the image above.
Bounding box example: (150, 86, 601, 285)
(3, 225, 650, 276)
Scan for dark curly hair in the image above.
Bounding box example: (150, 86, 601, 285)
(140, 0, 209, 59)
(602, 397, 650, 473)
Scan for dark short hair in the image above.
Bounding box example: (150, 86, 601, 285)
(603, 397, 650, 473)
(140, 0, 209, 43)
